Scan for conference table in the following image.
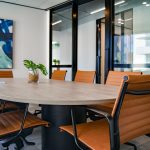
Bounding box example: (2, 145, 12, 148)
(0, 78, 119, 150)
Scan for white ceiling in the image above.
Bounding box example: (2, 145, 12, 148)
(0, 0, 69, 9)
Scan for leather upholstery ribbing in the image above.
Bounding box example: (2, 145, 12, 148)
(0, 71, 13, 78)
(117, 75, 150, 144)
(88, 71, 142, 113)
(106, 71, 142, 86)
(0, 110, 49, 137)
(60, 75, 150, 150)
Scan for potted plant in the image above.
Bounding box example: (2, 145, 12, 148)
(53, 59, 57, 65)
(24, 59, 48, 83)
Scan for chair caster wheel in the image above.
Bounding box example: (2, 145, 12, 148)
(3, 147, 9, 150)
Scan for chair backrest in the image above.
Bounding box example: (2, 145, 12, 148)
(0, 71, 13, 78)
(111, 75, 150, 144)
(74, 70, 95, 83)
(51, 70, 67, 81)
(106, 71, 142, 86)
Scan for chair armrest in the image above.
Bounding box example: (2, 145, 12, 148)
(87, 107, 115, 150)
(87, 107, 111, 119)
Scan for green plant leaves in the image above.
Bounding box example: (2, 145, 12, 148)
(37, 64, 48, 76)
(23, 60, 48, 76)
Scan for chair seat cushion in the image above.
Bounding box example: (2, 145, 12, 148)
(0, 110, 49, 137)
(60, 119, 110, 150)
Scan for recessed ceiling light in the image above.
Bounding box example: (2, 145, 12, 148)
(52, 41, 59, 44)
(90, 7, 105, 15)
(115, 0, 125, 6)
(142, 2, 147, 5)
(90, 1, 125, 15)
(146, 4, 150, 6)
(124, 18, 133, 21)
(52, 20, 62, 26)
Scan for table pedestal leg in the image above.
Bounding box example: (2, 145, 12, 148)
(41, 105, 86, 150)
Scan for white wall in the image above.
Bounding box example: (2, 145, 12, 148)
(133, 5, 150, 34)
(78, 21, 96, 71)
(53, 20, 96, 71)
(0, 3, 49, 78)
(52, 20, 96, 80)
(53, 30, 72, 80)
(53, 30, 72, 65)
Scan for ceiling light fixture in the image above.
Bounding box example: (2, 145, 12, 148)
(52, 41, 59, 44)
(142, 2, 147, 5)
(90, 0, 125, 15)
(52, 20, 62, 26)
(146, 4, 150, 6)
(114, 0, 125, 6)
(118, 18, 122, 21)
(90, 7, 105, 15)
(124, 18, 133, 21)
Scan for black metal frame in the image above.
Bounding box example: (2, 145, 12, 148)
(113, 9, 133, 71)
(96, 19, 102, 84)
(95, 0, 114, 83)
(104, 0, 114, 81)
(49, 9, 53, 79)
(49, 1, 74, 80)
(70, 76, 128, 150)
(49, 0, 115, 81)
(72, 0, 78, 80)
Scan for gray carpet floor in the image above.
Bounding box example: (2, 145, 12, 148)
(1, 127, 150, 150)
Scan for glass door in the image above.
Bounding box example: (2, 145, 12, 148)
(50, 5, 72, 81)
(114, 0, 150, 74)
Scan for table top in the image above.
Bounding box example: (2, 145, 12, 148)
(0, 78, 119, 105)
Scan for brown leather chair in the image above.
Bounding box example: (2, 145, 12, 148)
(74, 70, 95, 83)
(0, 70, 13, 78)
(0, 71, 18, 112)
(0, 103, 49, 149)
(51, 70, 67, 80)
(88, 71, 142, 116)
(60, 75, 150, 150)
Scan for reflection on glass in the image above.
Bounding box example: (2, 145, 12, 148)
(114, 0, 150, 73)
(52, 6, 72, 66)
(78, 0, 105, 70)
(114, 9, 133, 71)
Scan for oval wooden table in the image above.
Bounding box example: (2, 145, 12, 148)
(0, 79, 119, 150)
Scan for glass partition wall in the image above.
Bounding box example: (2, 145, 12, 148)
(50, 0, 150, 82)
(49, 0, 109, 82)
(114, 0, 150, 74)
(114, 9, 133, 71)
(51, 5, 72, 81)
(78, 0, 105, 83)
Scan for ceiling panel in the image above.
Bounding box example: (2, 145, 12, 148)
(0, 0, 68, 9)
(15, 0, 46, 7)
(40, 0, 69, 9)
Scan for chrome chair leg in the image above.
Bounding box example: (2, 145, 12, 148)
(71, 108, 84, 150)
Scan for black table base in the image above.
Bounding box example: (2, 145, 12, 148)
(41, 105, 86, 150)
